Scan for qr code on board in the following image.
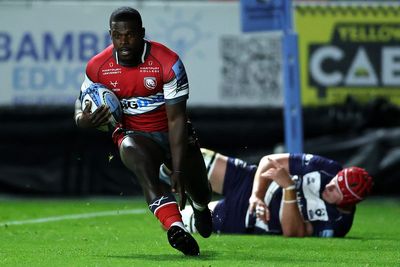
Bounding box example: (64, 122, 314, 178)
(220, 34, 283, 106)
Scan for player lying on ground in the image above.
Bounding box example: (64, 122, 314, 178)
(160, 149, 373, 237)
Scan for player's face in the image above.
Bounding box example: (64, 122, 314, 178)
(322, 176, 343, 205)
(110, 21, 144, 65)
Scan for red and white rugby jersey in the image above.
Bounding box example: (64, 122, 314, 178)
(81, 41, 189, 132)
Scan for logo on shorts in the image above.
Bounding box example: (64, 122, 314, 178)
(144, 77, 157, 90)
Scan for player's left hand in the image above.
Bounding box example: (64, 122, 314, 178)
(171, 172, 187, 210)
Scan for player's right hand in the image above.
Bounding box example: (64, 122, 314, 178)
(78, 101, 111, 128)
(248, 195, 270, 223)
(171, 171, 187, 210)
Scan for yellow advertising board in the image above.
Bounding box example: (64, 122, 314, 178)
(294, 3, 400, 106)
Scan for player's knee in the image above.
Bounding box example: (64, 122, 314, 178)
(120, 137, 137, 156)
(119, 140, 147, 175)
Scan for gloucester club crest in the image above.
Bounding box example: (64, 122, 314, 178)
(144, 77, 157, 90)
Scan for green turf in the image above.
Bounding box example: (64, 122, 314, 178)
(0, 197, 399, 266)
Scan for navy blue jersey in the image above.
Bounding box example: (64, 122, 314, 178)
(212, 154, 356, 237)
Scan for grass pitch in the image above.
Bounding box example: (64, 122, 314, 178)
(0, 196, 399, 266)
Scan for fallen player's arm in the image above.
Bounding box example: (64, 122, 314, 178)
(251, 154, 289, 202)
(280, 186, 313, 237)
(261, 157, 313, 237)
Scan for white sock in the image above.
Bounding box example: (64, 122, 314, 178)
(171, 221, 188, 232)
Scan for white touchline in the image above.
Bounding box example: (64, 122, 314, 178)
(0, 208, 147, 227)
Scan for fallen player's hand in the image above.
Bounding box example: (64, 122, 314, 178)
(248, 195, 270, 223)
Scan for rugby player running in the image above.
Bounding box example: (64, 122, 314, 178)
(74, 7, 212, 256)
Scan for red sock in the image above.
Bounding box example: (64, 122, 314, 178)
(149, 195, 182, 229)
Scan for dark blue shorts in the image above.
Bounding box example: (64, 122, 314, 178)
(212, 157, 257, 233)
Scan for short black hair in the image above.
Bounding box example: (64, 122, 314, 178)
(109, 7, 142, 28)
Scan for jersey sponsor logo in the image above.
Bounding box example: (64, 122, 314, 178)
(101, 68, 122, 75)
(120, 93, 164, 115)
(144, 77, 157, 90)
(139, 66, 160, 73)
(110, 81, 118, 87)
(303, 154, 313, 166)
(109, 81, 120, 92)
(302, 172, 329, 221)
(308, 208, 327, 220)
(306, 176, 316, 185)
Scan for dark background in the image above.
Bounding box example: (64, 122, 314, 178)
(1, 97, 399, 197)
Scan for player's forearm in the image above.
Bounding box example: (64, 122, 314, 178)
(252, 171, 270, 199)
(169, 128, 186, 173)
(280, 187, 307, 237)
(251, 156, 271, 199)
(167, 110, 187, 173)
(252, 154, 291, 198)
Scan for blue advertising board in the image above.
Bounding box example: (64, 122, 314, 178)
(240, 0, 291, 32)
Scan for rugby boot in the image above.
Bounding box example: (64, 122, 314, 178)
(188, 198, 213, 238)
(167, 225, 200, 256)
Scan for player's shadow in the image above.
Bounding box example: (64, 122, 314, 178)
(105, 250, 218, 261)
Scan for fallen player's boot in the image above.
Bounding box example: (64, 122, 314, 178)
(167, 225, 200, 256)
(189, 199, 213, 238)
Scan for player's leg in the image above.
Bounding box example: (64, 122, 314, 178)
(119, 134, 199, 256)
(119, 134, 167, 201)
(183, 125, 213, 238)
(184, 144, 212, 205)
(181, 201, 219, 234)
(201, 148, 229, 195)
(159, 148, 229, 195)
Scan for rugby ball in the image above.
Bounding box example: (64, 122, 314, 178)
(80, 83, 122, 131)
